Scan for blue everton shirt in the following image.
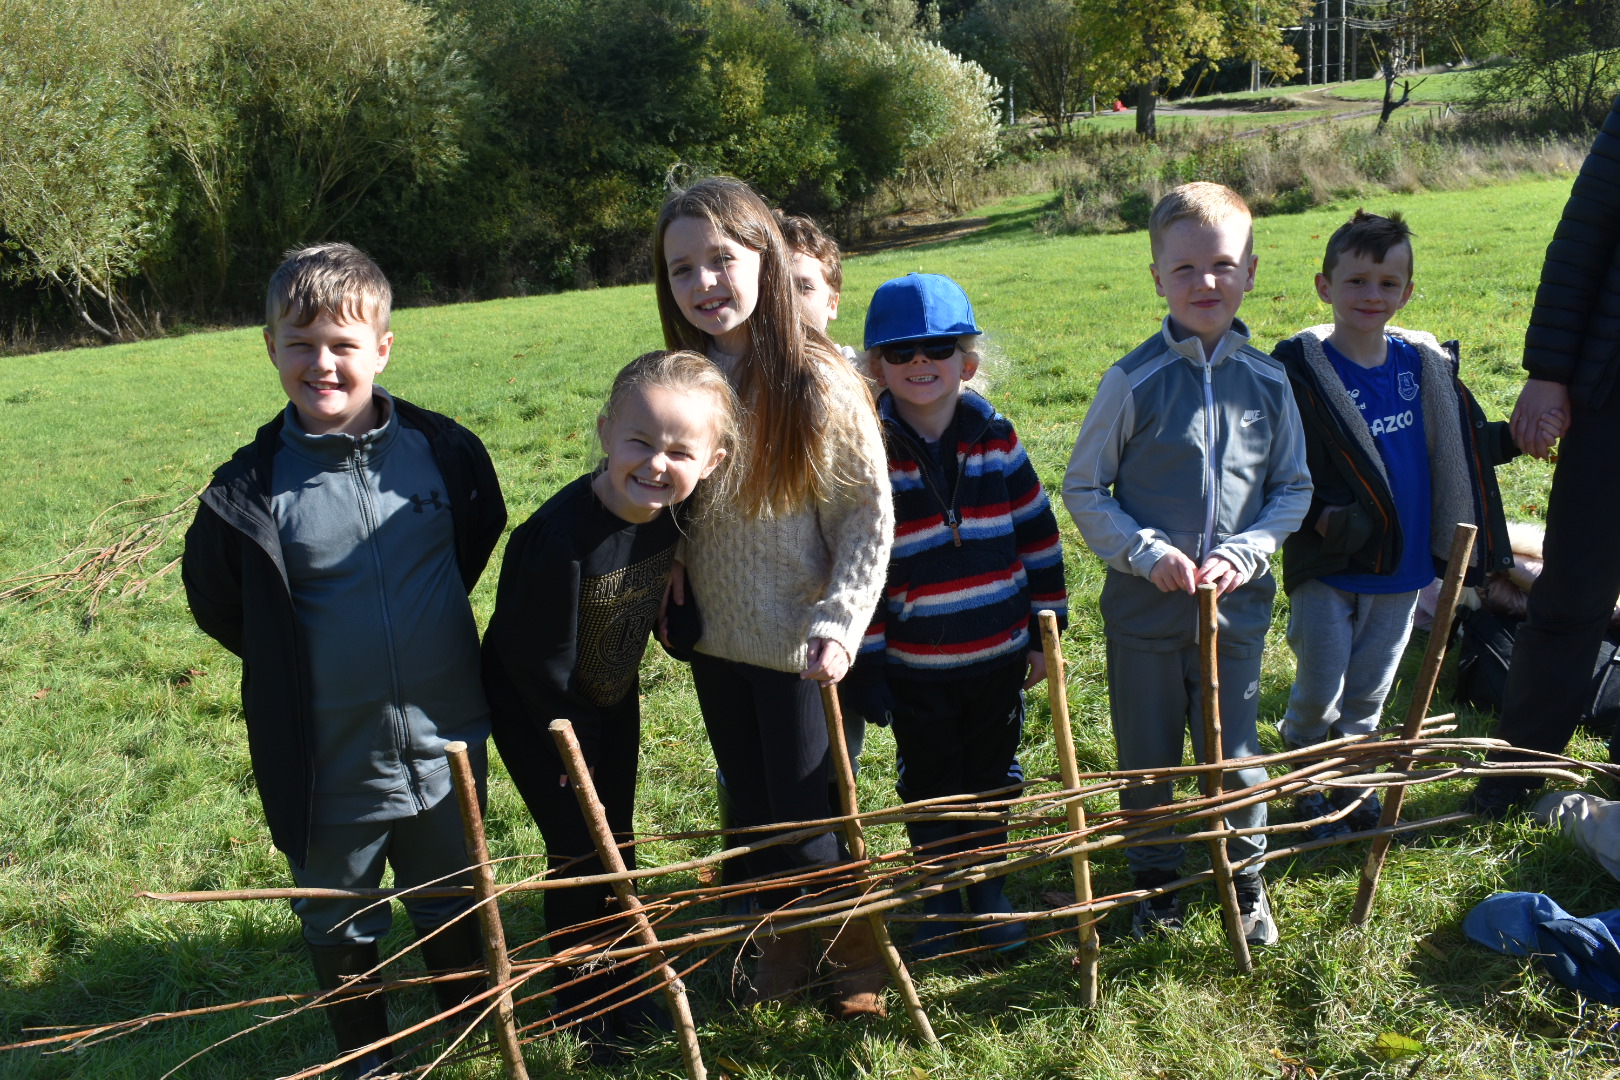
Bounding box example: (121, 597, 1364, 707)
(1320, 336, 1434, 594)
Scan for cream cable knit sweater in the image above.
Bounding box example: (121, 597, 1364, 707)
(684, 356, 893, 673)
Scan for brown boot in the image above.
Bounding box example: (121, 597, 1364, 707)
(823, 917, 888, 1020)
(742, 928, 815, 1006)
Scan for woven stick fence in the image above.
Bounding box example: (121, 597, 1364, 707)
(7, 524, 1609, 1077)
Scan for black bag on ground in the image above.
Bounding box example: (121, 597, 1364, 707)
(1451, 605, 1620, 740)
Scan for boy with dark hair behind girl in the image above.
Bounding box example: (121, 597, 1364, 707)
(857, 272, 1068, 956)
(1273, 210, 1557, 835)
(183, 243, 506, 1079)
(1064, 183, 1311, 945)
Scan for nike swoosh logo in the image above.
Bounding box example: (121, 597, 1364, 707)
(1241, 414, 1265, 427)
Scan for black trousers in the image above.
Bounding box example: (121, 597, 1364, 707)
(691, 653, 841, 907)
(890, 659, 1026, 804)
(492, 703, 639, 1009)
(1492, 387, 1620, 772)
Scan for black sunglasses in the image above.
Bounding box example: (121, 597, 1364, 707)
(880, 337, 960, 364)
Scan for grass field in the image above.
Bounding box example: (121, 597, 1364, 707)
(4, 175, 1618, 1079)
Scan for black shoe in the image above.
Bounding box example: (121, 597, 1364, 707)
(1130, 869, 1185, 940)
(1463, 780, 1532, 820)
(306, 942, 394, 1080)
(1233, 873, 1278, 947)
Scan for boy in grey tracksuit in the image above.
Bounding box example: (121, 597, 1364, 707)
(1063, 183, 1311, 944)
(182, 244, 505, 1079)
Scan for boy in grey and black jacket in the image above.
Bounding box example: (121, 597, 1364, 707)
(1063, 183, 1310, 946)
(182, 244, 505, 1079)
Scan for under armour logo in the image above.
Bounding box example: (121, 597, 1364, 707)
(1240, 410, 1265, 428)
(409, 491, 445, 512)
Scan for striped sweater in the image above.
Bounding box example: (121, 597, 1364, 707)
(858, 389, 1068, 679)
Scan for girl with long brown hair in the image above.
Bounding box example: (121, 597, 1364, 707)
(653, 177, 893, 1019)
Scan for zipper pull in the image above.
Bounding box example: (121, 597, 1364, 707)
(946, 509, 962, 547)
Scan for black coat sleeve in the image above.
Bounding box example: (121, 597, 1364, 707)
(482, 518, 611, 765)
(181, 499, 246, 658)
(1523, 98, 1620, 387)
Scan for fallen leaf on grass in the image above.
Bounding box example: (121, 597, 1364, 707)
(716, 1055, 746, 1075)
(1416, 934, 1448, 960)
(508, 376, 517, 383)
(1373, 1031, 1425, 1059)
(695, 864, 719, 885)
(173, 668, 205, 687)
(1268, 1047, 1317, 1078)
(912, 1067, 931, 1080)
(31, 688, 50, 700)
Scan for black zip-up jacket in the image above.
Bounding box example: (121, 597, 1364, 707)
(1274, 326, 1518, 595)
(181, 397, 505, 868)
(1523, 95, 1620, 408)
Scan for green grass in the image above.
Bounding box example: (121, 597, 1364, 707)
(1321, 70, 1487, 104)
(4, 176, 1619, 1079)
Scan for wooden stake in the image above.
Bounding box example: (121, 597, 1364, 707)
(1350, 522, 1477, 925)
(444, 741, 530, 1080)
(547, 721, 708, 1080)
(1197, 584, 1253, 973)
(820, 683, 938, 1046)
(1037, 609, 1100, 1005)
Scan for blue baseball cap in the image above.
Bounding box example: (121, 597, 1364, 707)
(863, 272, 982, 349)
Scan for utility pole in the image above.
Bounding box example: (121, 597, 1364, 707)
(1321, 0, 1329, 84)
(1338, 0, 1346, 83)
(1306, 15, 1313, 85)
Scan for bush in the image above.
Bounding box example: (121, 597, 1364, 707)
(1036, 118, 1589, 236)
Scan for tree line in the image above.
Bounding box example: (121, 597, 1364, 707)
(1, 0, 1614, 345)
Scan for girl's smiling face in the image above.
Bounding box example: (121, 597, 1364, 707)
(661, 215, 762, 356)
(592, 383, 728, 523)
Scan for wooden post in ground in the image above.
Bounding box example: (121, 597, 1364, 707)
(444, 741, 530, 1080)
(1196, 584, 1253, 974)
(1037, 609, 1100, 1006)
(547, 721, 708, 1080)
(819, 684, 938, 1046)
(1350, 522, 1477, 925)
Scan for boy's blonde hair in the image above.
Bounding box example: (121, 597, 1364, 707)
(1148, 182, 1253, 258)
(266, 242, 392, 333)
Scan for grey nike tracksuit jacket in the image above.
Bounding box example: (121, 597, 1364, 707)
(1061, 318, 1312, 876)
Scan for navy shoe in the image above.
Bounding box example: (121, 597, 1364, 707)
(1330, 786, 1384, 832)
(1295, 790, 1352, 842)
(965, 874, 1027, 953)
(1464, 780, 1532, 820)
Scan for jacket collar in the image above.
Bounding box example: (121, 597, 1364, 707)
(277, 387, 398, 467)
(1160, 315, 1252, 367)
(876, 386, 997, 446)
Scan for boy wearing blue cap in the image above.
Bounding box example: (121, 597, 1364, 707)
(1062, 183, 1311, 945)
(856, 272, 1068, 956)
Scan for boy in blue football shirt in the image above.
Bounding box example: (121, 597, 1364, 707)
(1272, 210, 1554, 836)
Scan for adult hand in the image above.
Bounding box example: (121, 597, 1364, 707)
(657, 559, 687, 648)
(557, 765, 596, 789)
(1314, 503, 1349, 539)
(1148, 548, 1198, 594)
(1196, 554, 1243, 596)
(1510, 379, 1571, 460)
(801, 637, 851, 684)
(1022, 648, 1048, 690)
